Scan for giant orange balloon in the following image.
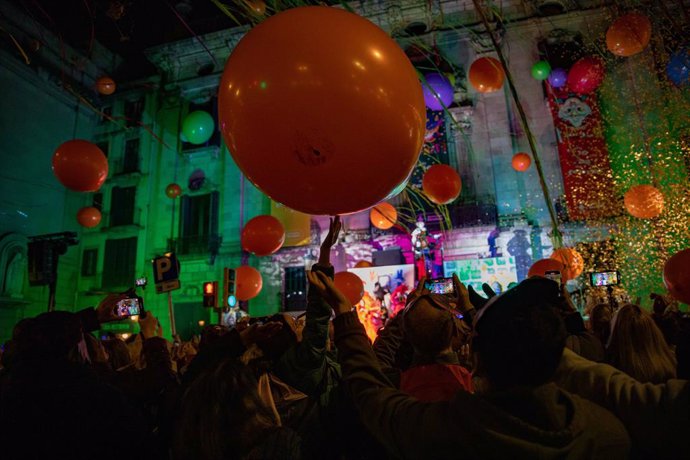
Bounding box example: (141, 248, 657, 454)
(96, 76, 116, 95)
(241, 215, 286, 256)
(528, 258, 565, 278)
(422, 164, 461, 205)
(235, 266, 263, 301)
(550, 248, 584, 281)
(334, 271, 364, 305)
(624, 185, 664, 219)
(664, 249, 690, 304)
(52, 140, 109, 192)
(606, 12, 652, 57)
(370, 202, 397, 230)
(469, 57, 505, 93)
(76, 206, 101, 228)
(218, 6, 425, 216)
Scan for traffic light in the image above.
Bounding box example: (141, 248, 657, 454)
(223, 268, 236, 309)
(202, 281, 218, 308)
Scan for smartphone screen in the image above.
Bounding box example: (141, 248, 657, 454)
(424, 277, 456, 295)
(545, 270, 562, 287)
(116, 297, 141, 318)
(135, 277, 147, 287)
(590, 271, 620, 287)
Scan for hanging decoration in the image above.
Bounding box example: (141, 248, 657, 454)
(241, 215, 286, 256)
(663, 249, 690, 304)
(567, 57, 605, 94)
(182, 111, 214, 145)
(624, 185, 665, 219)
(550, 248, 584, 281)
(76, 206, 102, 228)
(334, 271, 364, 305)
(52, 140, 108, 192)
(217, 6, 425, 216)
(531, 61, 552, 80)
(605, 12, 652, 57)
(422, 73, 454, 111)
(96, 76, 116, 95)
(165, 183, 182, 199)
(235, 266, 263, 301)
(547, 68, 568, 88)
(370, 202, 397, 230)
(422, 164, 461, 205)
(511, 153, 531, 171)
(667, 47, 690, 87)
(468, 56, 505, 93)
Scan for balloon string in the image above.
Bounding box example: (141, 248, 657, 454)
(0, 25, 31, 64)
(471, 0, 562, 249)
(81, 0, 95, 58)
(163, 0, 217, 66)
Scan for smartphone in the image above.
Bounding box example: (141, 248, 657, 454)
(589, 270, 620, 287)
(135, 277, 147, 287)
(545, 270, 562, 287)
(424, 277, 456, 296)
(115, 296, 143, 318)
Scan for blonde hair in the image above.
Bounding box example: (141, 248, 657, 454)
(607, 304, 677, 383)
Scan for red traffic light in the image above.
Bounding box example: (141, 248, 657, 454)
(202, 281, 218, 308)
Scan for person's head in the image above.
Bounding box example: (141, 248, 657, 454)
(14, 311, 83, 362)
(255, 314, 298, 359)
(588, 303, 612, 344)
(173, 358, 277, 460)
(403, 295, 462, 356)
(473, 278, 566, 391)
(102, 337, 132, 370)
(606, 304, 677, 383)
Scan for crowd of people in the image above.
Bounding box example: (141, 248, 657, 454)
(0, 216, 688, 459)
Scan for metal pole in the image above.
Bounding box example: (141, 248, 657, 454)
(167, 291, 177, 337)
(48, 281, 56, 312)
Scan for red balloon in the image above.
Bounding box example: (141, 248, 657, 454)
(664, 249, 690, 304)
(76, 206, 101, 228)
(96, 76, 116, 95)
(528, 258, 565, 278)
(218, 6, 425, 215)
(52, 140, 109, 192)
(567, 57, 605, 94)
(606, 12, 652, 57)
(354, 260, 373, 268)
(624, 185, 664, 219)
(334, 271, 364, 305)
(165, 183, 182, 199)
(422, 164, 461, 205)
(241, 215, 286, 256)
(512, 153, 531, 172)
(468, 57, 505, 93)
(370, 202, 397, 230)
(236, 266, 263, 301)
(550, 248, 585, 281)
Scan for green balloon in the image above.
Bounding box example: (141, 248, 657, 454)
(182, 110, 214, 145)
(531, 61, 552, 81)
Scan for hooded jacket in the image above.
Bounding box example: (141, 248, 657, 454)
(334, 311, 630, 459)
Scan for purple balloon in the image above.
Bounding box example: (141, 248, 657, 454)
(548, 68, 567, 88)
(422, 73, 454, 111)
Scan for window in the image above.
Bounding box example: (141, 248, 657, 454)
(102, 238, 137, 288)
(96, 141, 109, 158)
(81, 249, 98, 277)
(284, 267, 306, 311)
(101, 106, 112, 124)
(93, 192, 103, 212)
(123, 138, 140, 173)
(124, 98, 144, 127)
(179, 192, 219, 254)
(110, 186, 136, 226)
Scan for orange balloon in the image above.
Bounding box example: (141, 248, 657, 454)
(354, 260, 373, 268)
(550, 248, 584, 281)
(52, 140, 109, 192)
(246, 0, 266, 15)
(165, 183, 182, 199)
(218, 6, 425, 216)
(370, 202, 397, 230)
(664, 249, 690, 304)
(241, 215, 286, 256)
(512, 152, 531, 172)
(334, 271, 364, 305)
(624, 185, 664, 219)
(469, 57, 505, 93)
(76, 206, 101, 228)
(606, 12, 652, 57)
(528, 258, 565, 278)
(422, 164, 461, 205)
(96, 76, 116, 95)
(236, 266, 263, 301)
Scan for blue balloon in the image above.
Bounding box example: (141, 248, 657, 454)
(422, 73, 454, 111)
(548, 68, 568, 88)
(667, 48, 690, 87)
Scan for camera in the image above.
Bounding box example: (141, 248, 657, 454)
(424, 277, 456, 296)
(589, 270, 620, 287)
